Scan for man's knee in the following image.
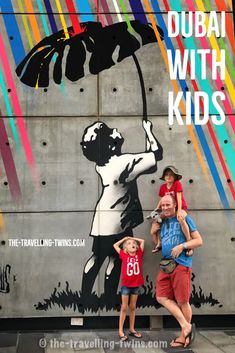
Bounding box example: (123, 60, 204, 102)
(156, 296, 167, 305)
(177, 301, 189, 308)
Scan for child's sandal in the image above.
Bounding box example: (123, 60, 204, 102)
(119, 335, 128, 341)
(129, 331, 142, 338)
(152, 245, 162, 253)
(186, 249, 194, 256)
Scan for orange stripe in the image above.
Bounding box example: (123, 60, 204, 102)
(214, 1, 235, 53)
(0, 210, 5, 232)
(24, 0, 41, 43)
(228, 0, 233, 10)
(143, 0, 211, 182)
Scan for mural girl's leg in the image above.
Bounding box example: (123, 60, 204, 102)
(81, 252, 107, 297)
(104, 255, 122, 296)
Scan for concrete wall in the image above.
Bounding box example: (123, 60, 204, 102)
(0, 1, 234, 318)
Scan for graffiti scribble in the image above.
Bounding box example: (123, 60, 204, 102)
(0, 264, 11, 293)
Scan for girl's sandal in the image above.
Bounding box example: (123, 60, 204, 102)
(129, 331, 142, 338)
(152, 245, 162, 253)
(119, 335, 128, 342)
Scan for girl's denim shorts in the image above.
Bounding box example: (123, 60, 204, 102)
(121, 286, 140, 295)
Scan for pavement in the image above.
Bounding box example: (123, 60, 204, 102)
(0, 329, 235, 353)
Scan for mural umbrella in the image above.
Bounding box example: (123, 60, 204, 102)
(16, 21, 164, 121)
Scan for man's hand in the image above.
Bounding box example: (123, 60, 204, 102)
(171, 244, 184, 258)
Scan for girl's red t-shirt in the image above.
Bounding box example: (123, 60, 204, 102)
(159, 180, 188, 211)
(119, 248, 144, 287)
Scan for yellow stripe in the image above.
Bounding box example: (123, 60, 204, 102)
(0, 210, 5, 232)
(17, 0, 34, 49)
(195, 0, 235, 110)
(228, 0, 233, 10)
(143, 0, 211, 183)
(55, 0, 70, 39)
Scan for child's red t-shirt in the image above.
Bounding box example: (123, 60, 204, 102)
(159, 180, 188, 211)
(119, 248, 144, 287)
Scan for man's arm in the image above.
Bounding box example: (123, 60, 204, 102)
(171, 230, 203, 258)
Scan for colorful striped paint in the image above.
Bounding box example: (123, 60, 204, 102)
(36, 0, 50, 37)
(143, 0, 212, 187)
(0, 34, 39, 187)
(112, 0, 123, 22)
(17, 0, 34, 49)
(175, 0, 235, 182)
(0, 69, 21, 151)
(54, 0, 69, 38)
(100, 0, 113, 26)
(129, 0, 148, 25)
(0, 0, 234, 210)
(65, 0, 83, 34)
(0, 0, 26, 65)
(150, 0, 230, 208)
(118, 0, 133, 32)
(214, 0, 235, 54)
(0, 210, 5, 232)
(24, 0, 42, 44)
(165, 0, 235, 202)
(0, 111, 22, 200)
(75, 0, 95, 22)
(43, 0, 58, 33)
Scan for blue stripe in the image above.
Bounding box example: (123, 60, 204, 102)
(75, 0, 95, 22)
(0, 0, 25, 65)
(43, 0, 58, 33)
(36, 0, 50, 37)
(151, 0, 230, 209)
(129, 0, 148, 25)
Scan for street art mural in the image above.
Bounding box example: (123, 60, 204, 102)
(0, 0, 234, 317)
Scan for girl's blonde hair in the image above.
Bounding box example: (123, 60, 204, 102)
(123, 239, 139, 254)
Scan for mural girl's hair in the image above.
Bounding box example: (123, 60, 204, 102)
(81, 122, 124, 165)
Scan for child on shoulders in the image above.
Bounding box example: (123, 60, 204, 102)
(150, 165, 193, 256)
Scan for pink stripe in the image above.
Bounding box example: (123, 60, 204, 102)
(100, 0, 113, 25)
(0, 35, 39, 186)
(94, 0, 106, 27)
(0, 111, 21, 200)
(186, 0, 235, 134)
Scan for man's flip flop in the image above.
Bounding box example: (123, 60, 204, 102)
(170, 339, 185, 348)
(119, 335, 128, 342)
(129, 331, 142, 338)
(184, 323, 196, 347)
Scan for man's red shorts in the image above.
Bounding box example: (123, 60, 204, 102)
(156, 264, 192, 303)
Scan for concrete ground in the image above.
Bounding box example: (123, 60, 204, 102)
(0, 329, 235, 353)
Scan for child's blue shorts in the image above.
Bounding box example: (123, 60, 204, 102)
(121, 286, 140, 295)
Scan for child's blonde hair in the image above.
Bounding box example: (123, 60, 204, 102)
(123, 238, 139, 253)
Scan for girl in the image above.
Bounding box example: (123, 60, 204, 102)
(113, 236, 145, 341)
(151, 166, 193, 255)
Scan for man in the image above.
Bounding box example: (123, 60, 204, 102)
(155, 195, 203, 348)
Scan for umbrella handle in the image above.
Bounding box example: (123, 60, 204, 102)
(132, 53, 147, 122)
